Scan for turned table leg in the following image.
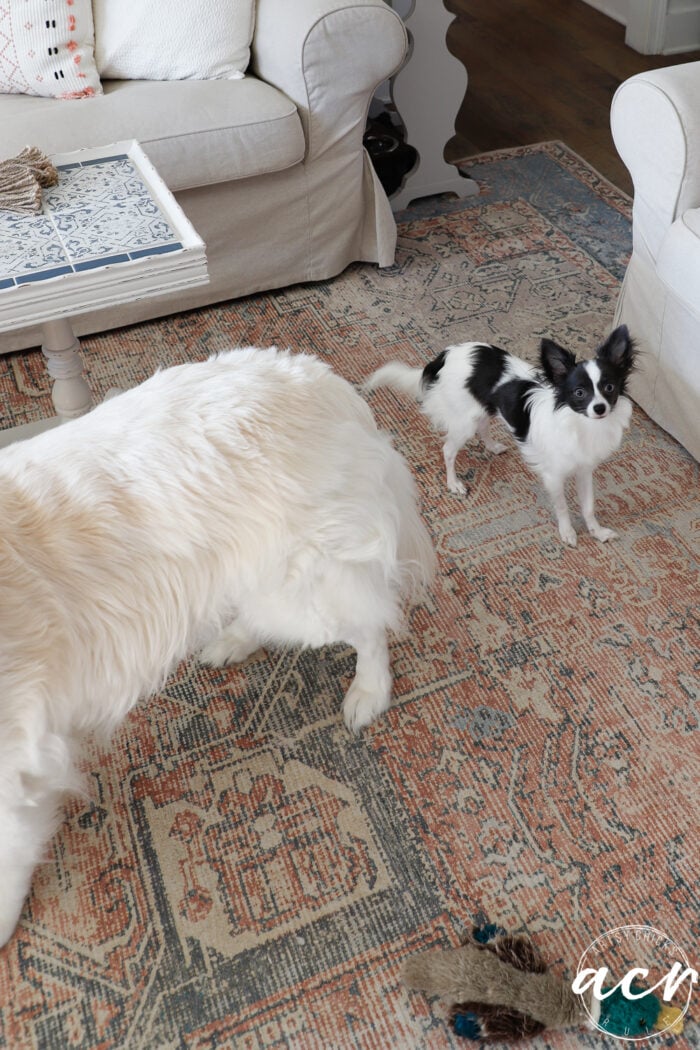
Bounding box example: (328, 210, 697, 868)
(41, 318, 93, 421)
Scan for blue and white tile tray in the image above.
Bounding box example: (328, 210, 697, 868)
(0, 141, 208, 332)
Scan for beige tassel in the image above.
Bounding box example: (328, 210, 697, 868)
(0, 147, 59, 214)
(15, 145, 59, 188)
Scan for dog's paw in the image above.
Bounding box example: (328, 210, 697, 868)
(0, 867, 33, 949)
(559, 524, 578, 548)
(200, 626, 260, 667)
(447, 479, 467, 496)
(590, 525, 617, 543)
(486, 441, 508, 455)
(342, 681, 391, 734)
(0, 909, 19, 950)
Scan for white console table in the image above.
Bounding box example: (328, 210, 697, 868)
(390, 0, 479, 210)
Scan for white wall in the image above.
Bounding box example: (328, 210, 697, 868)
(664, 0, 700, 53)
(579, 0, 700, 53)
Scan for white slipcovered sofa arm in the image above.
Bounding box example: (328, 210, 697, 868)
(251, 0, 408, 160)
(611, 61, 700, 261)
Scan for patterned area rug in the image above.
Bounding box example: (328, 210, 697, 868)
(0, 142, 697, 1049)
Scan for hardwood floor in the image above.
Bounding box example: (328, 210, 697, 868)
(444, 0, 698, 193)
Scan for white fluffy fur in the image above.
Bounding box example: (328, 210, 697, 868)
(0, 347, 434, 947)
(366, 343, 633, 546)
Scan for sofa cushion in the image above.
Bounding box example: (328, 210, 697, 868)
(657, 208, 700, 317)
(0, 77, 305, 192)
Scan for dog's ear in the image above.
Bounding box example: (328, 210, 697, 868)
(597, 324, 636, 371)
(540, 339, 577, 385)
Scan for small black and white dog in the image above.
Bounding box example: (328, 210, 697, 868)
(365, 325, 636, 547)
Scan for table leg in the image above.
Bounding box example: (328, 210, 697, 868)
(41, 318, 93, 421)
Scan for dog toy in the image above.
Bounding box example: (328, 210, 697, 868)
(0, 146, 59, 213)
(402, 923, 685, 1042)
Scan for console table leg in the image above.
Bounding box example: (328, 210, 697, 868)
(389, 0, 480, 211)
(41, 319, 93, 421)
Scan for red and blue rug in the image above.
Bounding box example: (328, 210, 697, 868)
(0, 143, 697, 1049)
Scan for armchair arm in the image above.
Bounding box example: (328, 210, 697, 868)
(251, 0, 408, 161)
(611, 61, 700, 261)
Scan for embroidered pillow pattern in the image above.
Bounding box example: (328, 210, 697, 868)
(0, 0, 102, 98)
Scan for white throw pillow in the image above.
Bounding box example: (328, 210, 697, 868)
(0, 0, 102, 98)
(93, 0, 256, 82)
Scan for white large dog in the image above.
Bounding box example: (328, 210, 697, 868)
(0, 347, 434, 947)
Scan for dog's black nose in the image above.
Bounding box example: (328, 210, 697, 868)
(593, 403, 607, 416)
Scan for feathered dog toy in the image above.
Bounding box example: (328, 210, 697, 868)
(403, 923, 685, 1042)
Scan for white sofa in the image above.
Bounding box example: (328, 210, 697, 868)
(0, 0, 407, 355)
(611, 61, 700, 461)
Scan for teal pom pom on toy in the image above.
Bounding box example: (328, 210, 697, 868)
(598, 982, 661, 1039)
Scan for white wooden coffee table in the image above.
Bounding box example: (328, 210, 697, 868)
(0, 140, 208, 446)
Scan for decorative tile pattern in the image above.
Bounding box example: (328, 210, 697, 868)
(0, 154, 182, 286)
(0, 143, 697, 1050)
(0, 213, 68, 279)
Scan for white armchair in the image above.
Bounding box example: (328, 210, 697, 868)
(611, 61, 700, 460)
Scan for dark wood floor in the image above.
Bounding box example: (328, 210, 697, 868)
(444, 0, 698, 194)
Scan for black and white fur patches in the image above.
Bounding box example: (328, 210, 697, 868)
(365, 325, 636, 547)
